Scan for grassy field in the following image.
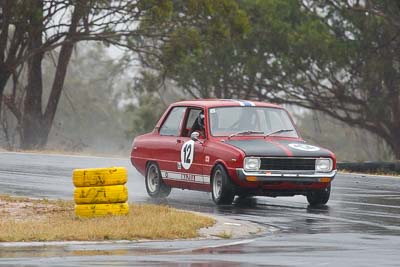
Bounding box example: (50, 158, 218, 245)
(0, 195, 215, 242)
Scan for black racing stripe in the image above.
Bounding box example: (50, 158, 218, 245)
(224, 140, 288, 157)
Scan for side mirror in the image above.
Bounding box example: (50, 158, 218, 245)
(190, 132, 203, 144)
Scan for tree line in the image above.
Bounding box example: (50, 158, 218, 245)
(1, 0, 399, 159)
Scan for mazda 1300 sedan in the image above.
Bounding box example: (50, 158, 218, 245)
(131, 99, 336, 206)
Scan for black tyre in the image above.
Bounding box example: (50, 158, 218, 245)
(307, 184, 331, 206)
(145, 162, 171, 198)
(211, 165, 235, 205)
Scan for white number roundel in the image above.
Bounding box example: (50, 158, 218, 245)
(288, 143, 320, 152)
(181, 140, 195, 170)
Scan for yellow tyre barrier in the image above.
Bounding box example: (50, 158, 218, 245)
(74, 185, 128, 204)
(73, 167, 127, 187)
(75, 203, 129, 217)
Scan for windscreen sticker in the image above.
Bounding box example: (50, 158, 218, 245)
(288, 143, 320, 152)
(210, 108, 216, 113)
(181, 140, 195, 169)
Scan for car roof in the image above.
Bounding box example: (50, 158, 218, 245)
(171, 99, 282, 109)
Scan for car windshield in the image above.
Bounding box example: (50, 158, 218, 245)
(208, 107, 299, 138)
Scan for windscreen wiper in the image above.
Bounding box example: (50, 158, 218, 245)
(264, 129, 293, 138)
(228, 130, 264, 139)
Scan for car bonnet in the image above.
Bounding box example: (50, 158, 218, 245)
(224, 139, 333, 158)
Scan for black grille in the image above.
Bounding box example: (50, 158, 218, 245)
(260, 158, 316, 171)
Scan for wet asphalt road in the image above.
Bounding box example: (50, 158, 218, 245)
(0, 152, 400, 266)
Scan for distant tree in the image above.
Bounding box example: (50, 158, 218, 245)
(122, 69, 190, 138)
(283, 0, 400, 159)
(137, 0, 400, 159)
(296, 111, 395, 162)
(136, 0, 249, 98)
(47, 43, 130, 154)
(281, 0, 400, 159)
(122, 0, 249, 135)
(0, 0, 173, 149)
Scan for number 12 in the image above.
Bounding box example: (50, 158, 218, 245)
(183, 144, 192, 163)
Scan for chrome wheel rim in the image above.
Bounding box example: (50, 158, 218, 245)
(213, 169, 223, 200)
(147, 165, 159, 193)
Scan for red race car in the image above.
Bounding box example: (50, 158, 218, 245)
(130, 99, 336, 206)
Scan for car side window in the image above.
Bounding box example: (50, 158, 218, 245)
(184, 108, 202, 137)
(159, 107, 186, 136)
(185, 109, 202, 129)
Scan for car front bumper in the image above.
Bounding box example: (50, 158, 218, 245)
(236, 168, 337, 183)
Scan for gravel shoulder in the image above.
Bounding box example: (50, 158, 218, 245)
(198, 213, 271, 239)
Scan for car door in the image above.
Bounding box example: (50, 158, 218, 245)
(154, 106, 187, 186)
(177, 108, 208, 191)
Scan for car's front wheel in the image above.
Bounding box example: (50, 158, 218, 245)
(211, 165, 235, 205)
(145, 162, 171, 198)
(307, 184, 331, 206)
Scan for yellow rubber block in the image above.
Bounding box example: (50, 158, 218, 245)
(73, 167, 127, 187)
(75, 203, 129, 217)
(74, 185, 128, 204)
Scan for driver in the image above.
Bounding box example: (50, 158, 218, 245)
(189, 111, 205, 138)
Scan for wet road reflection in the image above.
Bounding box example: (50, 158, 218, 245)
(0, 152, 399, 266)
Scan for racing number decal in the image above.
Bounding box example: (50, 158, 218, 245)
(183, 145, 191, 163)
(181, 140, 195, 170)
(288, 143, 320, 152)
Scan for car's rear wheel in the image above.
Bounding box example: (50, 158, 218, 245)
(211, 165, 235, 205)
(145, 162, 171, 198)
(307, 184, 331, 206)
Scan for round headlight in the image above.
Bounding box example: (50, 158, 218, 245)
(244, 157, 260, 171)
(315, 158, 333, 172)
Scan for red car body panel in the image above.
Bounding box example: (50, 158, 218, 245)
(131, 99, 337, 198)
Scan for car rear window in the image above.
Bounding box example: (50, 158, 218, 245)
(159, 107, 186, 136)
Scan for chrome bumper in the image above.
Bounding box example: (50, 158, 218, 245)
(236, 169, 337, 182)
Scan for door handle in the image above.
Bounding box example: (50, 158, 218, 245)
(176, 139, 183, 144)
